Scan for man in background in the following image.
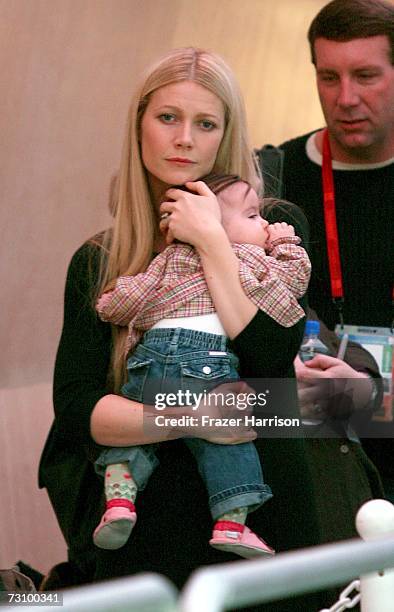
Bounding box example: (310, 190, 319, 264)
(259, 0, 393, 503)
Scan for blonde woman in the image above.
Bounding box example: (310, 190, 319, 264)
(39, 48, 323, 610)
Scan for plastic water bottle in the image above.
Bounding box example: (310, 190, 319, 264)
(299, 320, 330, 362)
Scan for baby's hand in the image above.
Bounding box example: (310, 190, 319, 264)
(96, 292, 113, 312)
(267, 222, 295, 245)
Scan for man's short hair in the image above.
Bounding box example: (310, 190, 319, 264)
(308, 0, 394, 65)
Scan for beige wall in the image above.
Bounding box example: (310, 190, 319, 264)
(1, 0, 328, 573)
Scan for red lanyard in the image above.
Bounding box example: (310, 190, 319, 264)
(321, 129, 345, 326)
(322, 129, 393, 330)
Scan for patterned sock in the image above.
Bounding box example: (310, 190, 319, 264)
(217, 507, 248, 526)
(94, 462, 137, 550)
(105, 462, 137, 505)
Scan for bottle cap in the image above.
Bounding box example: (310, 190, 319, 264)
(305, 319, 320, 335)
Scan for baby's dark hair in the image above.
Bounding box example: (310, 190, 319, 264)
(201, 173, 252, 198)
(171, 173, 253, 198)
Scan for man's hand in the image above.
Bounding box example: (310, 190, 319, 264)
(294, 354, 375, 419)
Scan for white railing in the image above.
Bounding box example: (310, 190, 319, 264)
(180, 536, 394, 611)
(10, 573, 178, 611)
(180, 499, 394, 612)
(5, 499, 394, 612)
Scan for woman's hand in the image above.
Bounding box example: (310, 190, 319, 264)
(93, 382, 257, 447)
(188, 380, 258, 444)
(294, 354, 374, 419)
(159, 181, 223, 248)
(142, 380, 257, 446)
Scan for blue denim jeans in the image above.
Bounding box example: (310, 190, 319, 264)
(95, 327, 272, 520)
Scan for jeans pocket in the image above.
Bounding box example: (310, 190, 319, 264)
(180, 356, 235, 394)
(121, 356, 153, 402)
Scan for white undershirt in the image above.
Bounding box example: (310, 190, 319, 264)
(151, 313, 226, 336)
(306, 132, 394, 170)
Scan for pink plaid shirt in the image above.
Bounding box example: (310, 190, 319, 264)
(97, 237, 311, 355)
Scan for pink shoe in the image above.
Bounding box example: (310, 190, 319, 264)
(93, 501, 137, 550)
(209, 521, 275, 559)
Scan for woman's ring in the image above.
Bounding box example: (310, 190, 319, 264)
(160, 212, 171, 220)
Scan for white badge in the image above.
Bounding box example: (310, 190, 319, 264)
(335, 324, 394, 422)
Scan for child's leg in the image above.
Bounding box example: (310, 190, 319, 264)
(185, 438, 275, 558)
(93, 462, 137, 550)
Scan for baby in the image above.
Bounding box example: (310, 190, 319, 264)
(94, 173, 311, 558)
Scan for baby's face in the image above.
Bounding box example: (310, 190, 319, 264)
(219, 182, 269, 248)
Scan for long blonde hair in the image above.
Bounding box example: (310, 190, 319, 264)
(96, 47, 260, 390)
